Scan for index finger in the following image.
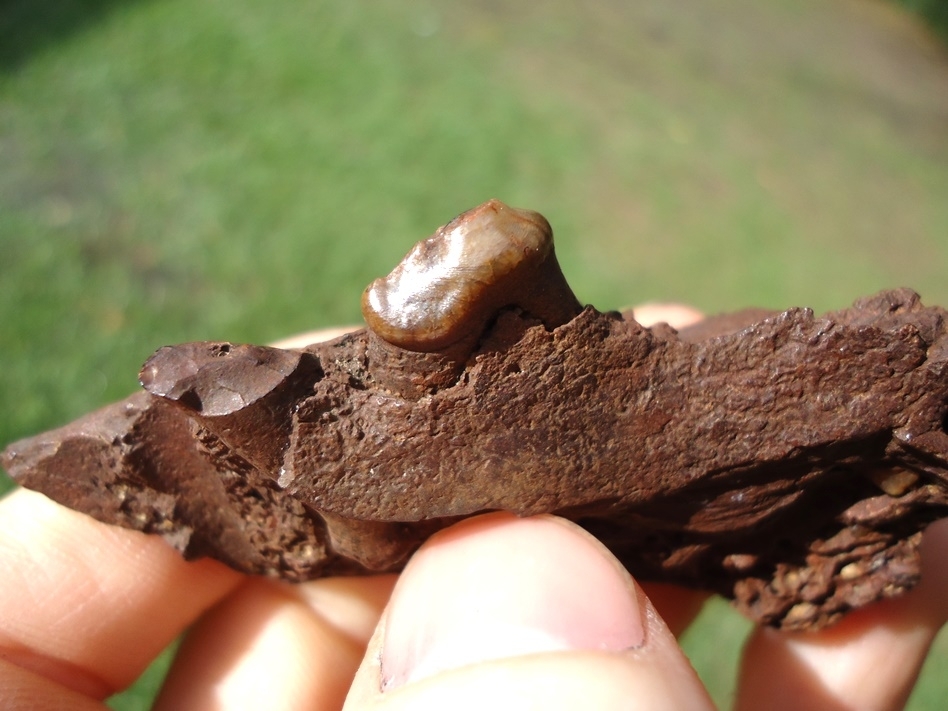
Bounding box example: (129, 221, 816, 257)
(0, 488, 242, 702)
(0, 326, 373, 705)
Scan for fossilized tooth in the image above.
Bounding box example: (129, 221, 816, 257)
(362, 198, 583, 352)
(3, 201, 948, 631)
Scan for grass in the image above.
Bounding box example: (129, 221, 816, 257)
(895, 0, 948, 41)
(2, 0, 947, 708)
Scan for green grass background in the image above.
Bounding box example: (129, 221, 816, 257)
(1, 0, 946, 708)
(897, 0, 948, 40)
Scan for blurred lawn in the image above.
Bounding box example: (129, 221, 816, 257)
(895, 0, 948, 41)
(1, 0, 946, 708)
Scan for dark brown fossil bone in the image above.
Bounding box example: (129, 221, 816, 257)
(3, 199, 948, 631)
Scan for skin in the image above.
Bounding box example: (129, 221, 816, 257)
(1, 306, 946, 710)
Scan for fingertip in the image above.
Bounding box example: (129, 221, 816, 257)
(346, 513, 715, 710)
(0, 488, 242, 696)
(379, 513, 645, 690)
(354, 652, 711, 711)
(155, 575, 397, 711)
(628, 303, 705, 330)
(269, 326, 362, 349)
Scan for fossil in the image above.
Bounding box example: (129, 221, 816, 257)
(3, 199, 948, 630)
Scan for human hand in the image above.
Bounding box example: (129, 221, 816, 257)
(2, 492, 945, 710)
(2, 311, 945, 710)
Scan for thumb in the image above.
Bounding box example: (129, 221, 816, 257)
(345, 512, 714, 710)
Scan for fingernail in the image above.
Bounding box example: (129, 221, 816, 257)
(380, 513, 644, 690)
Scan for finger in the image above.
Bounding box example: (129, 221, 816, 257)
(270, 310, 707, 351)
(736, 518, 948, 711)
(639, 583, 709, 637)
(346, 513, 715, 710)
(628, 303, 705, 330)
(153, 575, 396, 711)
(0, 488, 242, 700)
(0, 658, 105, 711)
(270, 326, 362, 350)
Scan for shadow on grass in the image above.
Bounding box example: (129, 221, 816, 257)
(0, 0, 150, 70)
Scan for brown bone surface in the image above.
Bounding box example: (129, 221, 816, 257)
(4, 200, 948, 631)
